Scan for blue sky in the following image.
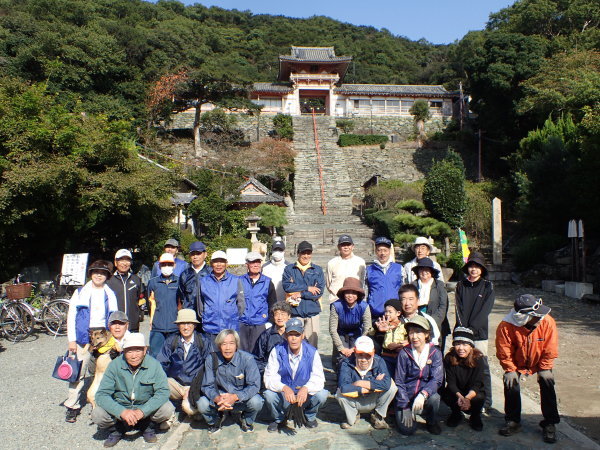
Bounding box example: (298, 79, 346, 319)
(177, 0, 516, 44)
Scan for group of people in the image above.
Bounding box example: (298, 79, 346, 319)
(63, 235, 560, 446)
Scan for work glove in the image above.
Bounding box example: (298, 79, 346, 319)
(537, 370, 555, 385)
(401, 408, 413, 428)
(503, 371, 519, 389)
(411, 392, 426, 416)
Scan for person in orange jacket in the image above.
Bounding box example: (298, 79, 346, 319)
(495, 294, 559, 444)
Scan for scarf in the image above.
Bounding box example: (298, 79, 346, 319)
(295, 261, 312, 273)
(502, 308, 546, 327)
(74, 281, 118, 311)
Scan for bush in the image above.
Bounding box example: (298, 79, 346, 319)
(272, 114, 293, 140)
(512, 234, 564, 272)
(338, 134, 389, 147)
(410, 99, 431, 123)
(464, 181, 494, 246)
(364, 179, 423, 210)
(423, 159, 467, 228)
(370, 209, 401, 237)
(393, 214, 453, 242)
(393, 233, 418, 246)
(335, 119, 355, 133)
(395, 199, 425, 214)
(446, 251, 466, 277)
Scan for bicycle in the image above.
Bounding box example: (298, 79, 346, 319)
(0, 295, 34, 342)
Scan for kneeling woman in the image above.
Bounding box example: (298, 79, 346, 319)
(442, 327, 485, 431)
(394, 315, 443, 436)
(329, 277, 371, 369)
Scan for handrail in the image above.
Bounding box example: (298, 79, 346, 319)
(312, 109, 327, 215)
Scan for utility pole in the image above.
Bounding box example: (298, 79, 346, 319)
(477, 129, 484, 182)
(459, 82, 464, 131)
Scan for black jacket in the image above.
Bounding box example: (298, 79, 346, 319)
(454, 277, 495, 340)
(443, 352, 485, 397)
(106, 272, 143, 331)
(411, 279, 450, 338)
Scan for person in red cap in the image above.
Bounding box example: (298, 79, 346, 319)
(496, 294, 559, 443)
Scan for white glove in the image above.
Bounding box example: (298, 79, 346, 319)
(411, 392, 426, 416)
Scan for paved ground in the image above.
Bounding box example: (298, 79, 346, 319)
(0, 287, 598, 449)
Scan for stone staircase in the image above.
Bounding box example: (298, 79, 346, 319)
(285, 116, 375, 266)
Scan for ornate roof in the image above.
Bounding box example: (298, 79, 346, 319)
(279, 46, 352, 63)
(232, 177, 285, 205)
(335, 84, 455, 97)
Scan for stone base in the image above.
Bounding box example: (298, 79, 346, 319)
(541, 280, 563, 292)
(555, 284, 565, 296)
(564, 281, 593, 299)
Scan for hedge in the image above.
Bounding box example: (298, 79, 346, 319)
(338, 134, 389, 147)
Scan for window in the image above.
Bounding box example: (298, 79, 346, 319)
(430, 101, 443, 109)
(253, 98, 281, 110)
(372, 100, 385, 112)
(386, 100, 400, 113)
(401, 100, 414, 113)
(353, 99, 360, 109)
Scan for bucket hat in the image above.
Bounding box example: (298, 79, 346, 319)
(462, 251, 488, 278)
(336, 277, 365, 300)
(411, 257, 440, 278)
(88, 260, 113, 278)
(174, 308, 200, 324)
(412, 236, 433, 252)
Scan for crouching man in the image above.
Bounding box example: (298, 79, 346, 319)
(263, 318, 329, 432)
(92, 333, 174, 447)
(157, 309, 214, 416)
(496, 294, 559, 444)
(335, 336, 397, 430)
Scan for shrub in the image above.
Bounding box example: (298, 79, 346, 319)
(395, 199, 425, 214)
(464, 181, 494, 246)
(393, 233, 418, 246)
(393, 214, 453, 242)
(423, 159, 467, 228)
(446, 251, 466, 277)
(338, 134, 389, 147)
(512, 234, 564, 272)
(272, 114, 293, 140)
(335, 119, 355, 133)
(364, 179, 423, 210)
(370, 209, 401, 237)
(409, 99, 431, 123)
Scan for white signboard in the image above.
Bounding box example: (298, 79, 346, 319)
(226, 248, 248, 266)
(60, 253, 89, 286)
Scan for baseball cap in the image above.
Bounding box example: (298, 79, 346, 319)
(189, 241, 207, 253)
(211, 250, 227, 261)
(164, 238, 179, 248)
(115, 249, 132, 260)
(123, 333, 146, 349)
(514, 294, 551, 317)
(375, 237, 392, 247)
(338, 235, 354, 245)
(159, 253, 175, 264)
(272, 240, 285, 251)
(108, 311, 129, 324)
(297, 241, 313, 254)
(245, 252, 263, 262)
(285, 318, 304, 334)
(354, 336, 375, 355)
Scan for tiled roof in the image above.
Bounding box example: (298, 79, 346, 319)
(170, 192, 197, 205)
(280, 46, 352, 63)
(335, 84, 455, 97)
(252, 82, 294, 93)
(232, 177, 284, 204)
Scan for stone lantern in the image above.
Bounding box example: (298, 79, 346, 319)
(245, 214, 261, 243)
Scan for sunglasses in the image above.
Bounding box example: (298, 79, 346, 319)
(518, 297, 543, 313)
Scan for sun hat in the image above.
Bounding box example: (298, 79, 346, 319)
(122, 332, 146, 349)
(412, 236, 433, 252)
(461, 252, 488, 277)
(159, 253, 175, 264)
(336, 277, 365, 300)
(88, 260, 113, 278)
(411, 257, 440, 278)
(404, 315, 431, 332)
(174, 309, 200, 324)
(354, 336, 375, 355)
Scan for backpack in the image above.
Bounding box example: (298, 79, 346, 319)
(188, 352, 218, 407)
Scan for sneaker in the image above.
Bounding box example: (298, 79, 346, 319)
(267, 422, 279, 433)
(426, 421, 442, 435)
(240, 418, 254, 433)
(306, 420, 318, 429)
(340, 422, 353, 429)
(499, 421, 522, 436)
(142, 425, 158, 443)
(446, 411, 463, 427)
(65, 408, 80, 423)
(370, 411, 389, 430)
(103, 429, 123, 448)
(542, 424, 557, 443)
(207, 423, 221, 434)
(469, 414, 483, 431)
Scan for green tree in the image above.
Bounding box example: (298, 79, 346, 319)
(423, 159, 467, 228)
(409, 99, 431, 141)
(253, 204, 287, 236)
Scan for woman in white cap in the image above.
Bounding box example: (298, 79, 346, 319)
(402, 237, 444, 284)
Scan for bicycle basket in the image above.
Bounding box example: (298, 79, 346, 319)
(6, 283, 33, 300)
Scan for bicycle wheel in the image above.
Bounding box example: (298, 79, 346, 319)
(0, 302, 34, 342)
(42, 299, 69, 336)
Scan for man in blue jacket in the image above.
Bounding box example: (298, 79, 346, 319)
(147, 253, 180, 356)
(252, 301, 292, 379)
(199, 251, 245, 342)
(239, 252, 277, 352)
(178, 241, 210, 312)
(365, 237, 403, 320)
(282, 241, 325, 348)
(336, 336, 397, 430)
(156, 309, 214, 416)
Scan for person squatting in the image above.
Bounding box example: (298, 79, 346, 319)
(64, 237, 560, 446)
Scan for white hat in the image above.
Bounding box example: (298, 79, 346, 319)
(211, 250, 227, 261)
(159, 253, 175, 264)
(115, 249, 132, 260)
(412, 236, 433, 252)
(354, 336, 375, 355)
(245, 252, 263, 262)
(123, 333, 146, 349)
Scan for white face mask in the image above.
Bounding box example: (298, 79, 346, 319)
(271, 251, 284, 262)
(161, 266, 174, 277)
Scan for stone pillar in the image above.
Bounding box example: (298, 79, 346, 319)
(492, 197, 502, 265)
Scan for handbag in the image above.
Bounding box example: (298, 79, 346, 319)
(52, 352, 82, 382)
